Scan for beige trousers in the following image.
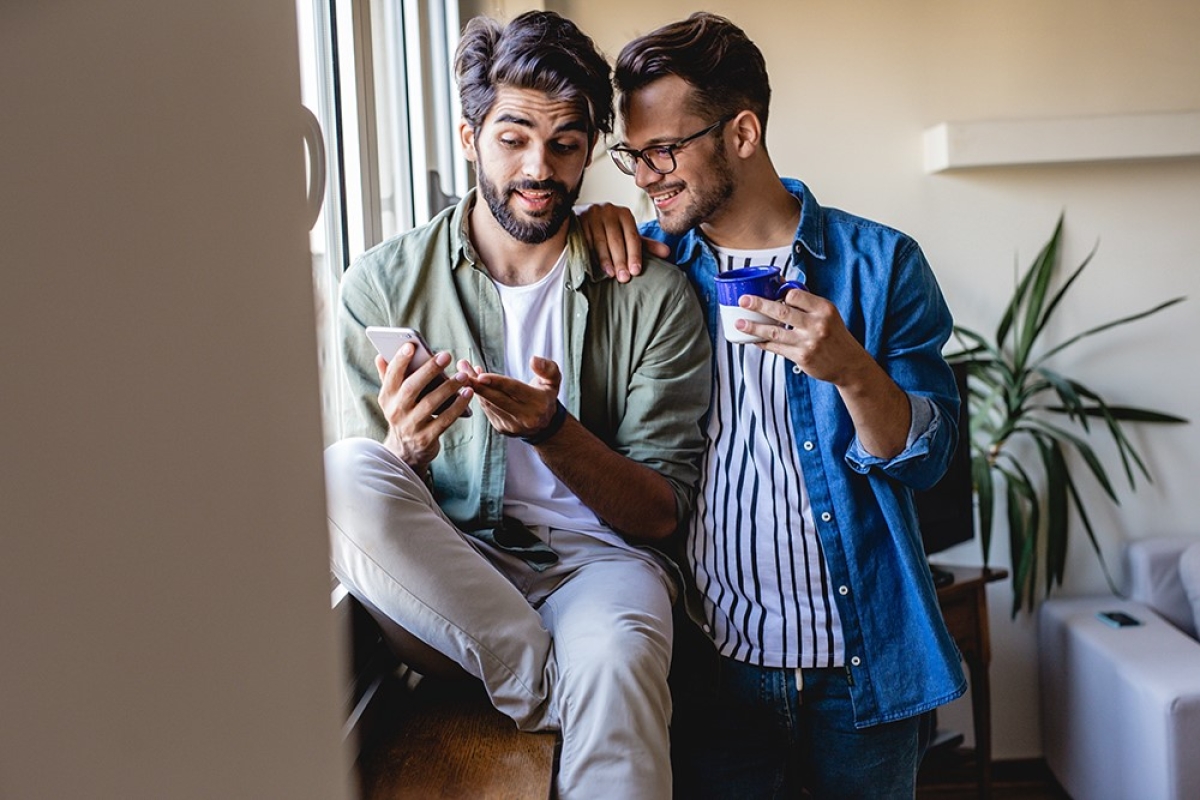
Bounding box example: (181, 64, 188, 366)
(324, 438, 675, 800)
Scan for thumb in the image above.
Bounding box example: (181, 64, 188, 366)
(529, 356, 562, 390)
(643, 236, 671, 259)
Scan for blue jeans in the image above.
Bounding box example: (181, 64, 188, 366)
(671, 623, 931, 799)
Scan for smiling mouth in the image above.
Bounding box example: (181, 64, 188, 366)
(513, 188, 557, 212)
(649, 185, 685, 208)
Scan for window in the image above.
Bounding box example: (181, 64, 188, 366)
(297, 0, 466, 444)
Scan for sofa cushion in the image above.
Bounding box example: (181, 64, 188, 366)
(1126, 537, 1198, 637)
(1180, 543, 1200, 641)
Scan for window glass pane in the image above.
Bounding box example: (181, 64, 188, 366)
(297, 0, 347, 445)
(296, 0, 465, 444)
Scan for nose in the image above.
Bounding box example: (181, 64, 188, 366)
(633, 158, 662, 190)
(522, 144, 554, 182)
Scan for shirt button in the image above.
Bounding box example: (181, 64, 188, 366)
(850, 656, 862, 667)
(838, 585, 849, 596)
(803, 441, 814, 451)
(821, 511, 832, 522)
(792, 365, 802, 374)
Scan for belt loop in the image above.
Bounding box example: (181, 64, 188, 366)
(794, 667, 804, 693)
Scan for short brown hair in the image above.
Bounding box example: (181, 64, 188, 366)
(615, 13, 770, 132)
(455, 11, 613, 137)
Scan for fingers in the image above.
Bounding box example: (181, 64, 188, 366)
(378, 347, 472, 422)
(456, 358, 482, 381)
(579, 202, 649, 283)
(579, 204, 619, 280)
(467, 359, 561, 438)
(376, 342, 416, 388)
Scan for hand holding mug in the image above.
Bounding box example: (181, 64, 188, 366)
(715, 266, 807, 343)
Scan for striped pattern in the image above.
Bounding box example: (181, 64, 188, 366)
(688, 246, 844, 668)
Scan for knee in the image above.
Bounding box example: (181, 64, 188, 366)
(567, 617, 672, 689)
(324, 437, 423, 506)
(325, 437, 384, 496)
(324, 437, 429, 560)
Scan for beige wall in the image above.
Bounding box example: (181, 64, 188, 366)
(0, 2, 351, 797)
(554, 0, 1200, 760)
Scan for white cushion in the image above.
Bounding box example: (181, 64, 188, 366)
(1180, 543, 1200, 641)
(1125, 536, 1198, 637)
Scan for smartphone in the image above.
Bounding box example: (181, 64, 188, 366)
(1096, 610, 1142, 628)
(364, 326, 471, 417)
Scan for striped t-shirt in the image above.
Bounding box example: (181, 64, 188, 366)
(688, 244, 845, 668)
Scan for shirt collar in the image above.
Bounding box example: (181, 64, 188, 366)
(673, 177, 827, 267)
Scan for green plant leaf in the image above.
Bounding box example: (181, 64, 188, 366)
(1032, 239, 1098, 347)
(1014, 215, 1064, 371)
(1035, 435, 1070, 592)
(1038, 367, 1089, 430)
(1037, 297, 1186, 365)
(973, 453, 995, 564)
(948, 326, 999, 361)
(1062, 468, 1119, 595)
(999, 457, 1041, 614)
(1047, 380, 1172, 488)
(1067, 386, 1150, 488)
(1022, 418, 1120, 502)
(1051, 405, 1188, 424)
(994, 256, 1031, 355)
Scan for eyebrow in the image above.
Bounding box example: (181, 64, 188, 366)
(616, 133, 678, 149)
(493, 113, 589, 135)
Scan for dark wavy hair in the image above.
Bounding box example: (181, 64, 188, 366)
(454, 10, 613, 138)
(615, 13, 770, 132)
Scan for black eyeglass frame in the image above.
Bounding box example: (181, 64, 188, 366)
(608, 115, 734, 176)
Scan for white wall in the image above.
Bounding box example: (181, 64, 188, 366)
(0, 2, 351, 798)
(560, 0, 1200, 760)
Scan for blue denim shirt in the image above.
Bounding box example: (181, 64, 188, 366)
(643, 178, 967, 727)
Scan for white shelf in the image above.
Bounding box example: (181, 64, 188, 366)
(923, 111, 1200, 173)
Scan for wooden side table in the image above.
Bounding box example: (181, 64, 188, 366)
(933, 565, 1008, 800)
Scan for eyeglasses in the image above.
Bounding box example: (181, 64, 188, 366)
(608, 116, 732, 176)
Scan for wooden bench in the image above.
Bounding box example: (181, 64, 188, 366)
(336, 584, 558, 799)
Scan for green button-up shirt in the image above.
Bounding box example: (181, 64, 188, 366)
(336, 191, 711, 540)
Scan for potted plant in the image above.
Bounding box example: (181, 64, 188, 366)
(946, 215, 1188, 614)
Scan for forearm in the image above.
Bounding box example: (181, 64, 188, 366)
(836, 355, 912, 459)
(531, 415, 679, 541)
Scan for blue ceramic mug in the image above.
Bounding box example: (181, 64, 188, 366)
(714, 266, 807, 343)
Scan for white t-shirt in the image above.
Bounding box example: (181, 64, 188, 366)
(492, 250, 625, 548)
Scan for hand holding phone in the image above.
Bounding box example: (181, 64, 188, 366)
(365, 326, 471, 417)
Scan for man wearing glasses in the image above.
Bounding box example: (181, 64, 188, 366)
(581, 12, 965, 799)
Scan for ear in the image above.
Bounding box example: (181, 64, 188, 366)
(728, 110, 763, 160)
(458, 119, 478, 163)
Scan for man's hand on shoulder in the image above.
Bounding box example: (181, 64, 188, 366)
(577, 202, 670, 283)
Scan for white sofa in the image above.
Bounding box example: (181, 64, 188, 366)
(1039, 536, 1200, 800)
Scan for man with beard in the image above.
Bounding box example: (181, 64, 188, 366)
(323, 10, 710, 800)
(580, 12, 965, 799)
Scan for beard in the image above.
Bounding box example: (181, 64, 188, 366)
(475, 159, 582, 245)
(654, 142, 735, 236)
